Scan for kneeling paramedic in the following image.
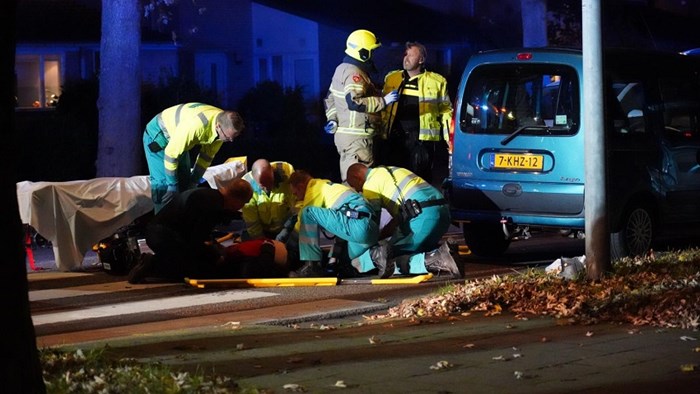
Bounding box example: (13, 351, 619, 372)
(346, 163, 459, 277)
(288, 170, 391, 278)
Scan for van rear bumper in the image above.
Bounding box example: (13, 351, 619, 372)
(449, 208, 585, 229)
(445, 177, 585, 228)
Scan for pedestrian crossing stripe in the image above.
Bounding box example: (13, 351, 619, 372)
(32, 290, 278, 327)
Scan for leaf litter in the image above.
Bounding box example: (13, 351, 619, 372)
(382, 249, 700, 329)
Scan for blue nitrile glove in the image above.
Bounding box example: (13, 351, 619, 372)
(324, 120, 338, 134)
(275, 214, 298, 243)
(383, 90, 399, 106)
(162, 185, 177, 206)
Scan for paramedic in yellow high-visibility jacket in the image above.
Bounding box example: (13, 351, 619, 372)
(288, 170, 392, 278)
(347, 163, 460, 278)
(242, 159, 297, 240)
(143, 103, 245, 213)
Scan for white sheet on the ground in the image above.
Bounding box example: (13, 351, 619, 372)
(17, 160, 246, 272)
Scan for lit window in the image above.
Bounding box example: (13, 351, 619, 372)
(16, 54, 61, 108)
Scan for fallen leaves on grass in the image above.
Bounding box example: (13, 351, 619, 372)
(41, 347, 237, 393)
(385, 249, 700, 329)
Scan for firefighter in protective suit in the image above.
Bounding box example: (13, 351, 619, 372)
(324, 29, 399, 182)
(288, 170, 392, 278)
(380, 42, 453, 183)
(346, 163, 460, 278)
(143, 103, 245, 213)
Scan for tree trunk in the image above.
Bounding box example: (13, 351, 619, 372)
(521, 0, 548, 47)
(1, 0, 47, 391)
(97, 0, 142, 177)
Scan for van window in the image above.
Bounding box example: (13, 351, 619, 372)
(459, 64, 579, 136)
(610, 80, 646, 135)
(660, 76, 700, 147)
(659, 76, 700, 182)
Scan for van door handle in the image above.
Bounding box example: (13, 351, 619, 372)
(502, 183, 522, 197)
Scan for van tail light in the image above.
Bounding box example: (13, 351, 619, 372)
(516, 52, 533, 61)
(449, 113, 455, 152)
(447, 97, 459, 172)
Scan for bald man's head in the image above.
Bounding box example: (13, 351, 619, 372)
(346, 163, 369, 192)
(252, 159, 274, 191)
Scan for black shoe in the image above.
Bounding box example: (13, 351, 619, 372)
(128, 253, 154, 284)
(333, 261, 360, 279)
(289, 261, 325, 278)
(371, 242, 395, 279)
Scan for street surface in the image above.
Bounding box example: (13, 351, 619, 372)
(27, 232, 700, 393)
(28, 230, 585, 347)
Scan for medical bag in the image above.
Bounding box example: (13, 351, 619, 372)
(97, 227, 141, 275)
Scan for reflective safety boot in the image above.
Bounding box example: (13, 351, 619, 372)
(423, 242, 462, 278)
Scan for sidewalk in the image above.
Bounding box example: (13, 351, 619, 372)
(62, 300, 700, 394)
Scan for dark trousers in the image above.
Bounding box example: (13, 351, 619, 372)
(146, 224, 220, 280)
(379, 129, 436, 183)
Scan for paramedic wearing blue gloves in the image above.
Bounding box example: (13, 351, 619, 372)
(346, 163, 460, 277)
(288, 170, 392, 278)
(143, 102, 245, 213)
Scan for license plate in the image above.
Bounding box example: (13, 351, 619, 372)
(491, 153, 543, 170)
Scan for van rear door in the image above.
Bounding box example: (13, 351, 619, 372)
(451, 51, 584, 225)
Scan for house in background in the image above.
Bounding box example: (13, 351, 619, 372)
(15, 0, 700, 113)
(15, 0, 179, 110)
(14, 0, 482, 114)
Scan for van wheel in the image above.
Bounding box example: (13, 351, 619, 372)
(610, 206, 654, 260)
(462, 223, 511, 257)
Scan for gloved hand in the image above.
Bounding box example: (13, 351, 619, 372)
(161, 188, 176, 206)
(190, 167, 205, 189)
(383, 90, 399, 106)
(324, 120, 338, 134)
(275, 214, 298, 243)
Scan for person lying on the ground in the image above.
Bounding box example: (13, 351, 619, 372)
(219, 238, 290, 278)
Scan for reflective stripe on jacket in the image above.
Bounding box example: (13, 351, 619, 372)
(155, 103, 223, 186)
(362, 166, 444, 218)
(324, 61, 387, 137)
(382, 70, 453, 142)
(295, 178, 370, 232)
(241, 161, 296, 238)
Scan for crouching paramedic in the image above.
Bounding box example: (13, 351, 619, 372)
(346, 163, 460, 277)
(127, 178, 253, 284)
(288, 170, 391, 278)
(143, 102, 245, 213)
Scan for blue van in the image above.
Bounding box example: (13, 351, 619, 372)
(445, 48, 700, 259)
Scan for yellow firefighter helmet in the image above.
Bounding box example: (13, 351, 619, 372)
(345, 29, 381, 62)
